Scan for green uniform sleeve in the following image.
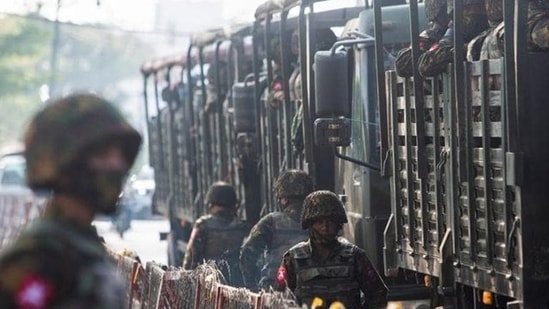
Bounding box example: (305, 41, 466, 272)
(182, 219, 206, 270)
(239, 215, 273, 289)
(355, 249, 388, 309)
(276, 250, 296, 292)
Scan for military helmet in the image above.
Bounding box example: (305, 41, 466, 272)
(446, 0, 486, 14)
(314, 28, 337, 51)
(206, 181, 238, 208)
(274, 169, 314, 199)
(301, 190, 348, 229)
(485, 0, 503, 24)
(291, 28, 337, 55)
(425, 0, 448, 23)
(24, 93, 142, 190)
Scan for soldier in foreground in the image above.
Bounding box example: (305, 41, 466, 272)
(276, 190, 387, 309)
(240, 169, 314, 291)
(0, 93, 142, 308)
(183, 181, 249, 287)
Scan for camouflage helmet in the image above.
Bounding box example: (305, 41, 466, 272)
(301, 190, 348, 229)
(290, 28, 336, 55)
(24, 93, 142, 190)
(485, 0, 503, 24)
(425, 0, 448, 24)
(446, 0, 486, 14)
(314, 28, 337, 51)
(206, 181, 238, 208)
(274, 169, 314, 199)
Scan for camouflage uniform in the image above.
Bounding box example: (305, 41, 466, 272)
(477, 0, 549, 60)
(395, 0, 450, 77)
(276, 191, 387, 309)
(183, 181, 249, 287)
(528, 1, 549, 51)
(0, 93, 142, 308)
(240, 170, 313, 291)
(266, 35, 286, 109)
(418, 0, 489, 77)
(474, 0, 504, 61)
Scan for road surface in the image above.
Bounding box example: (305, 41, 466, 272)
(94, 217, 170, 266)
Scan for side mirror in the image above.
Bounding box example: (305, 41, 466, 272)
(232, 80, 256, 133)
(314, 118, 351, 146)
(313, 49, 351, 147)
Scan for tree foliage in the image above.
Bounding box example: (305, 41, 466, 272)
(0, 14, 155, 148)
(0, 15, 50, 96)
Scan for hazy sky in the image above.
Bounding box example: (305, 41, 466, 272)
(0, 0, 265, 31)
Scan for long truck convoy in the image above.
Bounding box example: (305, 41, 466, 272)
(140, 0, 549, 308)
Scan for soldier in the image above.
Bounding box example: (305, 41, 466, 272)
(528, 0, 549, 51)
(183, 181, 249, 287)
(240, 169, 314, 291)
(276, 190, 387, 309)
(394, 0, 450, 77)
(418, 0, 489, 77)
(476, 0, 549, 61)
(204, 61, 229, 114)
(0, 93, 142, 308)
(470, 0, 504, 61)
(266, 34, 287, 109)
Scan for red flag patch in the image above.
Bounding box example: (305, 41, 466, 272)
(189, 226, 200, 243)
(274, 266, 288, 290)
(15, 274, 54, 309)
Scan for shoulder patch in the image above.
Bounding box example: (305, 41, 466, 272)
(15, 274, 54, 309)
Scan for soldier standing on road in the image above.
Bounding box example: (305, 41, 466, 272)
(0, 93, 142, 308)
(240, 169, 314, 291)
(276, 190, 387, 309)
(182, 181, 249, 287)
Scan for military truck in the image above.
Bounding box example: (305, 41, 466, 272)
(141, 25, 259, 266)
(140, 0, 549, 307)
(313, 0, 549, 308)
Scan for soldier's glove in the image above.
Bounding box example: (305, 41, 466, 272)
(420, 21, 448, 48)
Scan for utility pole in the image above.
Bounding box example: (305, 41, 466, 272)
(48, 0, 61, 99)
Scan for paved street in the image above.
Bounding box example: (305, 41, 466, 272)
(93, 217, 170, 266)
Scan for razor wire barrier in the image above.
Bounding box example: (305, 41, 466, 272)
(112, 253, 301, 309)
(0, 192, 46, 249)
